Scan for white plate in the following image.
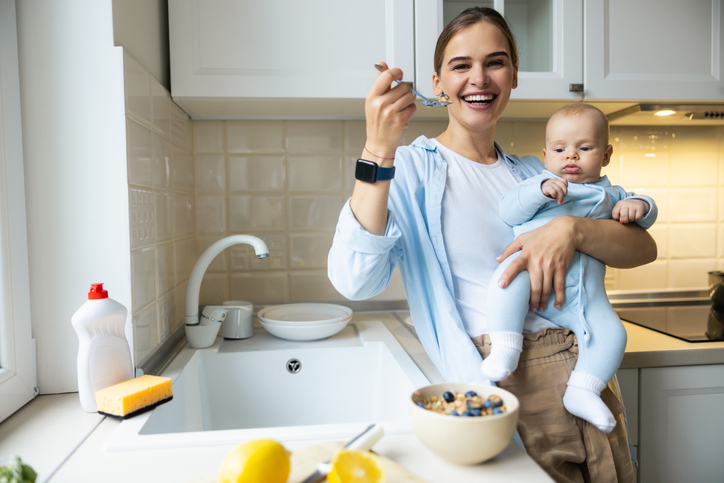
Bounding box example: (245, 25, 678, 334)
(259, 314, 352, 328)
(404, 316, 414, 328)
(257, 303, 352, 325)
(259, 317, 350, 341)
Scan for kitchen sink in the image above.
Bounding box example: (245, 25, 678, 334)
(105, 320, 430, 450)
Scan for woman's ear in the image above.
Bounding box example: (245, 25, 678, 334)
(512, 65, 519, 90)
(602, 144, 613, 167)
(432, 72, 442, 96)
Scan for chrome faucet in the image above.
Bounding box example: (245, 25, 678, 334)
(184, 235, 269, 348)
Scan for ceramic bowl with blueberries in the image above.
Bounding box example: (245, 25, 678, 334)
(409, 382, 520, 465)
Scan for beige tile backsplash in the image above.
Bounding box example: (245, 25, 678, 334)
(124, 51, 724, 365)
(124, 52, 195, 365)
(190, 119, 724, 306)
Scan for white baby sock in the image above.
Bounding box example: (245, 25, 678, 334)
(563, 371, 616, 433)
(480, 332, 524, 381)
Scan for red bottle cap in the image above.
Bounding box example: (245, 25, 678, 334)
(88, 283, 109, 299)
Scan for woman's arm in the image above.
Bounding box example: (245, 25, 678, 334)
(349, 63, 416, 235)
(496, 216, 657, 312)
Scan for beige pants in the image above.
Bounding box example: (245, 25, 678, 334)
(472, 328, 635, 483)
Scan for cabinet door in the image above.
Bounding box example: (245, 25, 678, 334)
(585, 0, 724, 101)
(169, 0, 414, 100)
(638, 365, 724, 483)
(415, 0, 583, 100)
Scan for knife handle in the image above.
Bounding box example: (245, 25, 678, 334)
(317, 424, 385, 474)
(347, 424, 384, 451)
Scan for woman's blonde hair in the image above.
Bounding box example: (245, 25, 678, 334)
(433, 7, 519, 75)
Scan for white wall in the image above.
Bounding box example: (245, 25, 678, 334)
(17, 0, 131, 394)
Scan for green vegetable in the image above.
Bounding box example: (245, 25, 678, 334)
(0, 456, 36, 483)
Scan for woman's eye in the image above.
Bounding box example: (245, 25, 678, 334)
(488, 60, 504, 67)
(452, 64, 470, 70)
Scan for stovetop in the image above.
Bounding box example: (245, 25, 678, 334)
(612, 291, 721, 343)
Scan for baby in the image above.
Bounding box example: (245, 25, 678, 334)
(481, 104, 657, 432)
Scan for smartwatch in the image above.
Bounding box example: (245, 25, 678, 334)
(355, 159, 395, 183)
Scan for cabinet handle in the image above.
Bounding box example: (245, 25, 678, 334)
(569, 83, 584, 93)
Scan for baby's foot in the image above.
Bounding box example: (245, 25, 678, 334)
(563, 371, 616, 433)
(479, 332, 524, 382)
(480, 348, 520, 381)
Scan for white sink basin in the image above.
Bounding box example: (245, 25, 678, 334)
(106, 320, 430, 450)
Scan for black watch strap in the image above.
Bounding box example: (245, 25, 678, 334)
(355, 159, 395, 183)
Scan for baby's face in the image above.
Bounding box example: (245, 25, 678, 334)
(543, 112, 612, 184)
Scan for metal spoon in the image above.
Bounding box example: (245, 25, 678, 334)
(374, 63, 451, 107)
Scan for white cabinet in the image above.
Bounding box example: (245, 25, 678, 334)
(638, 365, 724, 483)
(584, 0, 724, 101)
(415, 0, 583, 101)
(169, 0, 724, 117)
(169, 0, 413, 105)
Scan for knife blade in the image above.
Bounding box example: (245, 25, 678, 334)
(300, 423, 384, 483)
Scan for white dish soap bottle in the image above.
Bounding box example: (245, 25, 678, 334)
(71, 283, 133, 412)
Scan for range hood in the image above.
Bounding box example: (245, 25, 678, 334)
(607, 104, 724, 125)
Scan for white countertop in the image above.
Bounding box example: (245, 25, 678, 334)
(3, 310, 724, 482)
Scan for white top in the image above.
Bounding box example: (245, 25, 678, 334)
(434, 139, 555, 337)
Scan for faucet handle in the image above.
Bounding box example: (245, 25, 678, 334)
(201, 305, 229, 323)
(186, 305, 228, 349)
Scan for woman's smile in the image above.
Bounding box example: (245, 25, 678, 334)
(460, 92, 498, 108)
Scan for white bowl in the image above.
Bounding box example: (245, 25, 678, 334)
(257, 303, 352, 327)
(259, 316, 350, 341)
(410, 383, 519, 465)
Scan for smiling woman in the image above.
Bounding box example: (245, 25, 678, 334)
(328, 6, 654, 482)
(0, 0, 37, 424)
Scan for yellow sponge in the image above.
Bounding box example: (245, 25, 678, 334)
(95, 374, 173, 419)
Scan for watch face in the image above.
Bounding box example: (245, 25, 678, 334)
(355, 160, 378, 182)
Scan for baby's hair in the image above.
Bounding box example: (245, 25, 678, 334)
(548, 103, 610, 143)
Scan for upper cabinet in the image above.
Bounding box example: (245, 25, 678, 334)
(415, 0, 583, 101)
(169, 0, 724, 118)
(584, 0, 724, 101)
(169, 0, 413, 117)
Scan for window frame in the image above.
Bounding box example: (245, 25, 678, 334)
(0, 0, 37, 423)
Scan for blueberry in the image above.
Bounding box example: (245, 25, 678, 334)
(470, 408, 482, 417)
(492, 407, 503, 415)
(449, 410, 459, 416)
(442, 391, 455, 403)
(464, 390, 478, 398)
(483, 399, 495, 409)
(461, 411, 472, 417)
(416, 401, 425, 408)
(490, 395, 504, 407)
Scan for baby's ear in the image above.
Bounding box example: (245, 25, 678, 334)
(602, 144, 613, 167)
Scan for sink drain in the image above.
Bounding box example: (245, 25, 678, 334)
(286, 358, 302, 374)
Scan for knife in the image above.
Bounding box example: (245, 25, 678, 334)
(300, 423, 385, 483)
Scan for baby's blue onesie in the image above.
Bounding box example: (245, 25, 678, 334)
(486, 171, 657, 382)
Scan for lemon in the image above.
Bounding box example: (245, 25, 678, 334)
(217, 439, 290, 483)
(327, 449, 386, 483)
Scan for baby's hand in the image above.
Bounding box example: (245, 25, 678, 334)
(612, 199, 649, 224)
(541, 178, 568, 204)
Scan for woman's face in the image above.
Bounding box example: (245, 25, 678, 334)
(433, 22, 518, 132)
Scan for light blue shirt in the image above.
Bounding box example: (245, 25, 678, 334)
(327, 136, 545, 384)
